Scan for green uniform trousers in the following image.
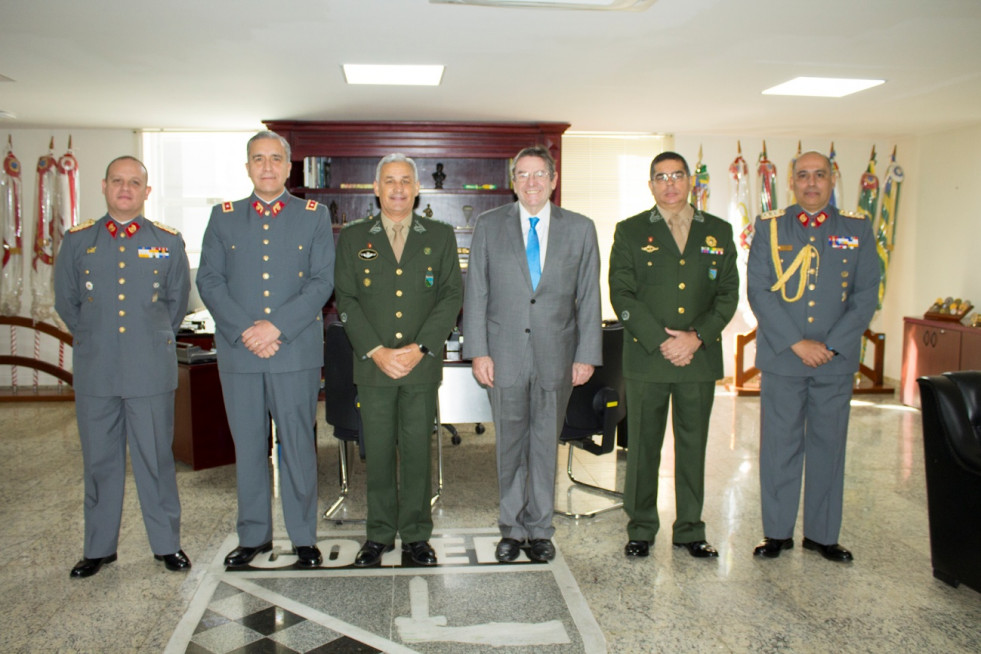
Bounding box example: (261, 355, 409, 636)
(624, 379, 714, 543)
(358, 383, 437, 544)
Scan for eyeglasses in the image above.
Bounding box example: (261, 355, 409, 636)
(513, 170, 552, 182)
(652, 171, 688, 183)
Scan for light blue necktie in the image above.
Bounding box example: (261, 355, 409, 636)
(527, 216, 541, 291)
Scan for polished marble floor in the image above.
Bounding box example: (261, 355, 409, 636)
(1, 388, 979, 653)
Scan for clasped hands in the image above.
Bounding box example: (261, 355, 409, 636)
(242, 320, 282, 359)
(660, 327, 701, 367)
(791, 339, 835, 368)
(471, 356, 593, 388)
(373, 346, 425, 380)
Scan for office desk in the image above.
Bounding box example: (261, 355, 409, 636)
(438, 362, 493, 443)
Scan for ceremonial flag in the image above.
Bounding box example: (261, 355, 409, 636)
(757, 140, 778, 214)
(1, 136, 24, 316)
(874, 146, 904, 309)
(829, 142, 844, 209)
(856, 145, 879, 222)
(787, 140, 801, 206)
(690, 145, 709, 210)
(58, 136, 80, 229)
(728, 141, 752, 250)
(31, 137, 63, 323)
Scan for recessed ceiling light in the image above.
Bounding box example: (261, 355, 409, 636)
(762, 77, 885, 98)
(343, 64, 444, 86)
(431, 0, 656, 9)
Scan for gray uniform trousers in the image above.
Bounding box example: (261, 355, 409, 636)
(75, 392, 181, 558)
(759, 371, 853, 545)
(219, 368, 319, 548)
(489, 352, 573, 542)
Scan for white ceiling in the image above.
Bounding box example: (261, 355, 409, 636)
(2, 0, 980, 138)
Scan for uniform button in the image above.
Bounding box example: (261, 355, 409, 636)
(263, 290, 270, 297)
(118, 278, 125, 284)
(808, 317, 814, 323)
(263, 224, 269, 230)
(679, 259, 686, 266)
(396, 268, 403, 276)
(395, 332, 403, 339)
(525, 328, 531, 333)
(679, 283, 686, 290)
(633, 337, 638, 342)
(262, 273, 270, 279)
(530, 299, 536, 304)
(395, 311, 403, 318)
(647, 261, 653, 267)
(118, 310, 125, 316)
(364, 269, 370, 274)
(842, 282, 848, 288)
(810, 236, 816, 242)
(808, 301, 815, 307)
(678, 307, 685, 314)
(263, 239, 269, 245)
(264, 307, 271, 314)
(298, 245, 303, 250)
(118, 262, 125, 269)
(118, 294, 125, 301)
(808, 284, 816, 291)
(118, 246, 125, 252)
(396, 290, 403, 297)
(842, 271, 849, 278)
(84, 269, 89, 275)
(842, 258, 848, 264)
(119, 326, 126, 333)
(265, 211, 270, 217)
(263, 255, 269, 261)
(298, 272, 303, 277)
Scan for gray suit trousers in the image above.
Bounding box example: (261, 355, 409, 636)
(75, 392, 181, 558)
(219, 369, 319, 548)
(759, 371, 853, 544)
(489, 353, 572, 541)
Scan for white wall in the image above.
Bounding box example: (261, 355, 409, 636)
(1, 128, 138, 386)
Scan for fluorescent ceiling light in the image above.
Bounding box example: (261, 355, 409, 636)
(343, 64, 444, 86)
(431, 0, 656, 10)
(762, 76, 885, 98)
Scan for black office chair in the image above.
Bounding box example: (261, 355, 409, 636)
(916, 371, 981, 593)
(322, 321, 365, 523)
(555, 321, 627, 519)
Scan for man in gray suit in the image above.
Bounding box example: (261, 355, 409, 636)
(747, 151, 879, 563)
(463, 145, 602, 563)
(197, 131, 335, 569)
(55, 156, 191, 578)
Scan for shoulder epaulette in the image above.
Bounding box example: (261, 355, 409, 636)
(153, 221, 180, 235)
(68, 220, 96, 233)
(840, 210, 866, 220)
(221, 201, 234, 213)
(305, 199, 319, 211)
(761, 209, 784, 221)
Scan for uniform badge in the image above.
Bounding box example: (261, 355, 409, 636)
(86, 246, 97, 254)
(358, 248, 378, 260)
(425, 272, 434, 288)
(363, 278, 371, 287)
(829, 235, 858, 249)
(424, 247, 431, 255)
(708, 268, 718, 280)
(705, 235, 717, 247)
(222, 201, 234, 213)
(700, 246, 724, 255)
(340, 312, 348, 322)
(305, 199, 318, 211)
(621, 310, 630, 321)
(641, 245, 658, 253)
(138, 247, 170, 259)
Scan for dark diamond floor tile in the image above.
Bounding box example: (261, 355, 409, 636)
(238, 605, 306, 636)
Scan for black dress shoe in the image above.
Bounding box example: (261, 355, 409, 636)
(803, 538, 853, 562)
(528, 539, 556, 562)
(70, 553, 117, 578)
(224, 542, 273, 567)
(354, 540, 395, 567)
(753, 537, 793, 558)
(293, 545, 323, 568)
(673, 540, 719, 558)
(495, 538, 524, 562)
(625, 540, 651, 557)
(154, 549, 191, 571)
(403, 541, 437, 566)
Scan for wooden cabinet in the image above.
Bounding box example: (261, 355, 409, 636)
(174, 361, 236, 470)
(263, 120, 570, 229)
(900, 317, 981, 407)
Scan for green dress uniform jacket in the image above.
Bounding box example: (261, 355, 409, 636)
(334, 213, 462, 544)
(609, 205, 738, 543)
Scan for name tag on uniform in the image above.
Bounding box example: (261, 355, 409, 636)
(138, 247, 170, 258)
(829, 235, 859, 249)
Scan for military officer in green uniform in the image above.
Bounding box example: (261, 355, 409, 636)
(334, 153, 462, 567)
(609, 151, 738, 559)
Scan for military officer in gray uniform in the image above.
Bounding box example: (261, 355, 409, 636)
(747, 151, 879, 562)
(197, 131, 335, 568)
(609, 151, 739, 560)
(334, 153, 462, 567)
(55, 156, 191, 578)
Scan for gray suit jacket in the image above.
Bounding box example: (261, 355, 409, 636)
(463, 201, 602, 390)
(54, 214, 190, 398)
(197, 193, 335, 373)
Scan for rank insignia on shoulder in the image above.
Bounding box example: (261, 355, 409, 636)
(840, 210, 865, 219)
(761, 209, 783, 220)
(69, 220, 96, 233)
(153, 221, 179, 235)
(358, 248, 378, 260)
(306, 199, 318, 211)
(705, 235, 717, 247)
(641, 244, 658, 253)
(222, 201, 234, 213)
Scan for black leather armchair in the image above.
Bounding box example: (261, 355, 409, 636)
(555, 321, 627, 519)
(916, 370, 981, 593)
(322, 321, 365, 523)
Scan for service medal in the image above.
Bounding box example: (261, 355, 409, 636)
(706, 235, 717, 247)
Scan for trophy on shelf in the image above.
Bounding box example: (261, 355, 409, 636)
(462, 205, 474, 227)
